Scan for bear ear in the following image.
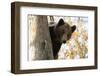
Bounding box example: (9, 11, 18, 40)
(71, 25, 76, 33)
(57, 18, 64, 27)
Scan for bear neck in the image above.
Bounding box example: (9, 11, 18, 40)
(49, 26, 60, 43)
(49, 26, 62, 59)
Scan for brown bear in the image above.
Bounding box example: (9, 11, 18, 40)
(49, 18, 76, 59)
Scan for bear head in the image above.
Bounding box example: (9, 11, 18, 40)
(55, 18, 76, 43)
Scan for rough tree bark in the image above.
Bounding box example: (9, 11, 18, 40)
(29, 15, 54, 60)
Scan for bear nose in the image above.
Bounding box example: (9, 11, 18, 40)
(63, 40, 66, 43)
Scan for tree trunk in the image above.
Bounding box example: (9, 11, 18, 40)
(29, 15, 54, 60)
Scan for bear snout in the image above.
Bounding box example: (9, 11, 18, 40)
(62, 40, 66, 43)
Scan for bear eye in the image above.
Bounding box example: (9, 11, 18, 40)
(62, 29, 65, 33)
(68, 34, 70, 37)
